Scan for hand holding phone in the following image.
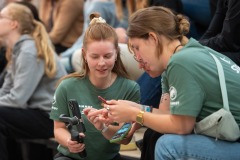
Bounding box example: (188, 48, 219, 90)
(98, 96, 119, 126)
(109, 122, 132, 143)
(98, 96, 108, 107)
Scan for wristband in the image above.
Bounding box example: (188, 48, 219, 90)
(140, 105, 152, 112)
(101, 124, 108, 133)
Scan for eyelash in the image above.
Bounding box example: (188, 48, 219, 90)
(92, 55, 112, 59)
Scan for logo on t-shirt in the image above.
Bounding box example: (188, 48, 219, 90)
(169, 86, 177, 100)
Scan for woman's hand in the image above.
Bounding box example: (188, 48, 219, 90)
(103, 100, 141, 123)
(83, 108, 112, 130)
(87, 100, 141, 123)
(84, 107, 113, 125)
(67, 133, 85, 153)
(120, 122, 142, 145)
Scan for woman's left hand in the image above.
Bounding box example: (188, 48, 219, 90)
(120, 122, 142, 145)
(83, 108, 107, 130)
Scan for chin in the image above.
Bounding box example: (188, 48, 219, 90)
(146, 71, 161, 78)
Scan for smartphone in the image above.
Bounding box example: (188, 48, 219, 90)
(98, 96, 119, 126)
(110, 122, 132, 143)
(98, 96, 108, 106)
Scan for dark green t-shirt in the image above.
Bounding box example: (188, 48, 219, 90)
(162, 38, 240, 127)
(50, 76, 140, 160)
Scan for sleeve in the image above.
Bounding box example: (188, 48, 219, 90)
(0, 69, 12, 96)
(49, 0, 84, 44)
(50, 81, 70, 120)
(0, 51, 45, 108)
(199, 0, 240, 52)
(167, 64, 205, 117)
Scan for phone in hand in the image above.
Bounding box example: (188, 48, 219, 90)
(98, 96, 108, 106)
(110, 122, 132, 143)
(98, 96, 119, 126)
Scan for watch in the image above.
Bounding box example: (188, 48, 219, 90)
(136, 110, 145, 126)
(140, 105, 152, 112)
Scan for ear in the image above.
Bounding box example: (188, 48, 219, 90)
(148, 32, 158, 45)
(10, 20, 19, 30)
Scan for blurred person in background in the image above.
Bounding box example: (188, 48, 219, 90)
(0, 3, 66, 160)
(39, 0, 84, 54)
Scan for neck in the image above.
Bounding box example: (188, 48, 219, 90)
(6, 32, 21, 48)
(89, 73, 115, 89)
(173, 44, 182, 54)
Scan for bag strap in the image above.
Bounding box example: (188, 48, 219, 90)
(209, 52, 229, 111)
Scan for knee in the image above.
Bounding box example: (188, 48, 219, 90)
(155, 134, 182, 159)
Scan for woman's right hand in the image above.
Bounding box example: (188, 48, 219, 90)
(67, 133, 85, 153)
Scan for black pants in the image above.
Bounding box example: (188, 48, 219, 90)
(54, 44, 68, 55)
(54, 152, 122, 160)
(222, 51, 240, 67)
(0, 107, 54, 160)
(140, 128, 163, 160)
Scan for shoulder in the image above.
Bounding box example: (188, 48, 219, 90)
(170, 39, 210, 67)
(117, 77, 140, 88)
(59, 77, 84, 86)
(13, 36, 37, 58)
(18, 36, 35, 50)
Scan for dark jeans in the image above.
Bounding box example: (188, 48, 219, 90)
(0, 107, 53, 160)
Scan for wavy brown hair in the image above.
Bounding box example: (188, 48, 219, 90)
(127, 6, 190, 58)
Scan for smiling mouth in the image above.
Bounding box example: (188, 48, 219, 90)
(98, 69, 107, 72)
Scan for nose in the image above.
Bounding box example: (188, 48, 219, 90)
(98, 57, 106, 65)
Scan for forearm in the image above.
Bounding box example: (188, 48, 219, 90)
(144, 112, 195, 134)
(54, 127, 71, 147)
(101, 124, 123, 140)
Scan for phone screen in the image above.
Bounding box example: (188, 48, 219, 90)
(110, 122, 132, 143)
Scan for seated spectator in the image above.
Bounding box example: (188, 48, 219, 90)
(199, 0, 240, 66)
(50, 13, 140, 160)
(39, 0, 84, 54)
(89, 6, 240, 160)
(0, 3, 66, 160)
(0, 1, 42, 87)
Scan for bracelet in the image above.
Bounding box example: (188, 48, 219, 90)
(101, 124, 108, 133)
(140, 105, 152, 113)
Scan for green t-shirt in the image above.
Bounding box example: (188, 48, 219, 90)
(162, 38, 240, 127)
(50, 76, 140, 160)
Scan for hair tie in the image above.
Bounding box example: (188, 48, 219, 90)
(89, 17, 106, 25)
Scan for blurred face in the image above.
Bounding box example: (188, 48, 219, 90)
(129, 35, 164, 78)
(0, 7, 13, 38)
(84, 40, 117, 80)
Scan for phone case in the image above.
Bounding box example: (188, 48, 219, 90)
(109, 122, 132, 143)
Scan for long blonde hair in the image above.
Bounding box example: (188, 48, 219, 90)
(6, 3, 56, 78)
